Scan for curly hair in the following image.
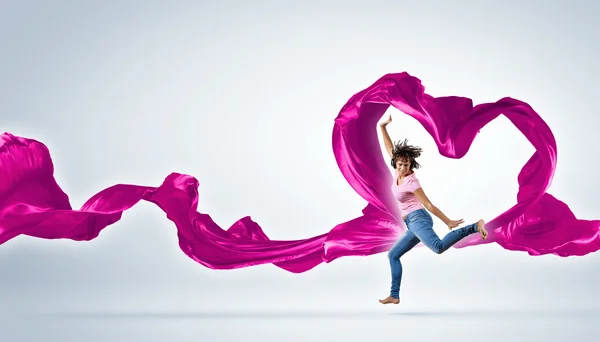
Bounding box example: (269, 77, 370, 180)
(390, 139, 422, 170)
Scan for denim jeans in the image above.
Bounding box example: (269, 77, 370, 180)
(387, 209, 478, 299)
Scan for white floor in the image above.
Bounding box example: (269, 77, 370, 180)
(4, 308, 598, 342)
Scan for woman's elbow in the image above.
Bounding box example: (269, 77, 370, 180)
(423, 202, 435, 211)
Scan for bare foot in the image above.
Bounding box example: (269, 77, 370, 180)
(477, 219, 488, 240)
(378, 296, 400, 304)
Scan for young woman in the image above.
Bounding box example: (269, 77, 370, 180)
(378, 114, 488, 305)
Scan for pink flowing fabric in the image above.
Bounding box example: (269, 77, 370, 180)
(1, 72, 598, 273)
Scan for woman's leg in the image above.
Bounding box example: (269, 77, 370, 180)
(388, 229, 421, 298)
(409, 212, 479, 254)
(380, 229, 420, 304)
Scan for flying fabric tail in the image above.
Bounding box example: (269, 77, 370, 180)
(1, 72, 598, 274)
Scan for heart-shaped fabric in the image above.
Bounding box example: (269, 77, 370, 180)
(1, 72, 598, 273)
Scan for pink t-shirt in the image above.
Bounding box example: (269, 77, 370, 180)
(391, 170, 424, 216)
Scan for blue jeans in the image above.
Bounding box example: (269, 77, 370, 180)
(387, 209, 479, 299)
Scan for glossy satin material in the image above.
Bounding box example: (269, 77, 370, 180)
(1, 72, 598, 273)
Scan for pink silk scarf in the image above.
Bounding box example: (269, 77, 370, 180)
(1, 72, 598, 273)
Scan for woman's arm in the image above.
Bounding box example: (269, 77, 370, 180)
(379, 115, 393, 158)
(413, 188, 464, 229)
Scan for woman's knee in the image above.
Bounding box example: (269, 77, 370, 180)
(432, 246, 444, 254)
(429, 241, 445, 254)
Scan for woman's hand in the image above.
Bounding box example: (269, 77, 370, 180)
(446, 219, 464, 230)
(379, 114, 392, 127)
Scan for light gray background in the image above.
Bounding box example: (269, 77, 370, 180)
(1, 0, 598, 341)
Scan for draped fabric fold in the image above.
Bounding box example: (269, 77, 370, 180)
(1, 72, 598, 273)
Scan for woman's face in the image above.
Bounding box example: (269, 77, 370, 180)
(395, 158, 411, 176)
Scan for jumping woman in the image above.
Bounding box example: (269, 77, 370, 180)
(378, 114, 488, 305)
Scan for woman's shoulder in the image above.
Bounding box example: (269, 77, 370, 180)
(406, 172, 420, 183)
